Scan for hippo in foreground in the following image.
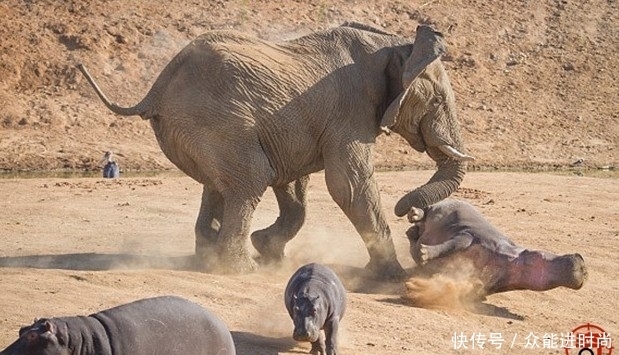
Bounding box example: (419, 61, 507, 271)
(285, 263, 346, 355)
(0, 296, 235, 355)
(405, 199, 587, 297)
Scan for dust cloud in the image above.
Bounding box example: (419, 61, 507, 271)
(286, 221, 369, 268)
(402, 259, 485, 310)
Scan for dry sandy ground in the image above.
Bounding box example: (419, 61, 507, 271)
(1, 170, 617, 354)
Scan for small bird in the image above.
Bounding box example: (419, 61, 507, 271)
(102, 151, 120, 178)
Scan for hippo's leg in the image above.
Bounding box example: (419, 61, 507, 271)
(324, 318, 340, 355)
(405, 208, 427, 244)
(406, 224, 423, 243)
(309, 332, 326, 355)
(407, 206, 425, 223)
(251, 176, 309, 264)
(419, 233, 474, 264)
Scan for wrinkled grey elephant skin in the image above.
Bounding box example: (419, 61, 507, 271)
(285, 263, 347, 355)
(407, 199, 587, 295)
(78, 22, 473, 278)
(0, 296, 236, 355)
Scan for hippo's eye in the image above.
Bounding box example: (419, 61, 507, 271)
(25, 331, 38, 343)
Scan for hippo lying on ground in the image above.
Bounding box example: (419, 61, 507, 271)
(0, 296, 235, 355)
(405, 199, 587, 296)
(285, 263, 346, 355)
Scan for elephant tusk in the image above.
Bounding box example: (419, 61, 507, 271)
(438, 145, 475, 161)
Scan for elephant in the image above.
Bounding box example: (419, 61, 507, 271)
(78, 23, 473, 279)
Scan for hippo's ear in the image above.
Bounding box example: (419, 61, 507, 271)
(38, 321, 66, 346)
(43, 320, 57, 334)
(50, 322, 68, 346)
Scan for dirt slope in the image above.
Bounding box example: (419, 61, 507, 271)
(0, 0, 617, 172)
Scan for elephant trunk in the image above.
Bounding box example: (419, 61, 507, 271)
(394, 156, 465, 217)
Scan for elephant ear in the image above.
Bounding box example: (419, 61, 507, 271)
(381, 25, 446, 129)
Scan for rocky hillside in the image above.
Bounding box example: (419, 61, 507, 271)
(0, 0, 616, 172)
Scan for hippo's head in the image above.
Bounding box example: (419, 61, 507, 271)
(290, 293, 323, 343)
(0, 319, 68, 355)
(494, 250, 587, 293)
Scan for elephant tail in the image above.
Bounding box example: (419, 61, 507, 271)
(77, 64, 150, 118)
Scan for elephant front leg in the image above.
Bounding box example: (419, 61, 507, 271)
(251, 176, 309, 265)
(194, 185, 224, 270)
(324, 152, 406, 281)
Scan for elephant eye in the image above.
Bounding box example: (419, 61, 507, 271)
(432, 97, 442, 108)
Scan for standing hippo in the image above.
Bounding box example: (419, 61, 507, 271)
(285, 263, 346, 355)
(406, 199, 587, 295)
(0, 296, 235, 355)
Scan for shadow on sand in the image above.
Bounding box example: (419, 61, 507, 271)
(377, 295, 525, 321)
(0, 254, 404, 295)
(0, 253, 201, 271)
(0, 253, 525, 321)
(231, 331, 300, 355)
(324, 264, 408, 296)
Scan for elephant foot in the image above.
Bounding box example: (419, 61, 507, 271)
(365, 258, 408, 282)
(218, 253, 259, 274)
(250, 229, 286, 265)
(211, 245, 258, 274)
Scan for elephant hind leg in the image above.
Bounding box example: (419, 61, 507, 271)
(251, 176, 309, 264)
(195, 174, 268, 273)
(195, 185, 224, 270)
